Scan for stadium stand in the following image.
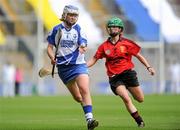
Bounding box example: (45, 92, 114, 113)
(140, 0, 180, 43)
(27, 0, 60, 31)
(80, 0, 109, 37)
(168, 0, 180, 18)
(0, 0, 34, 71)
(99, 0, 136, 37)
(0, 29, 6, 45)
(115, 0, 159, 41)
(0, 0, 30, 35)
(0, 6, 6, 45)
(0, 51, 32, 69)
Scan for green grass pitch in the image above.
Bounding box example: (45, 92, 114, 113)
(0, 95, 180, 130)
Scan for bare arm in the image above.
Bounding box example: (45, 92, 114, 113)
(87, 57, 98, 67)
(135, 53, 155, 75)
(47, 44, 56, 65)
(79, 46, 87, 54)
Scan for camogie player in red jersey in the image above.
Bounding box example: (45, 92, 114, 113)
(87, 17, 155, 127)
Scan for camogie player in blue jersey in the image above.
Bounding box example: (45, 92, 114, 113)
(47, 5, 98, 130)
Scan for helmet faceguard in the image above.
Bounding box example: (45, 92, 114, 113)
(61, 5, 79, 22)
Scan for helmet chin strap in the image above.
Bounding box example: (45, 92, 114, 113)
(109, 32, 119, 37)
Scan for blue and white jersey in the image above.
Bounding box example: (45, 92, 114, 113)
(47, 22, 87, 65)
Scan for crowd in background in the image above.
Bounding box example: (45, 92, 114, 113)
(1, 61, 23, 97)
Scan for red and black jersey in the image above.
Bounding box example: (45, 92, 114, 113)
(94, 37, 141, 77)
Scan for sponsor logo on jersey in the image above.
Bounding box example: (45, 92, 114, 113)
(61, 40, 75, 48)
(119, 46, 127, 53)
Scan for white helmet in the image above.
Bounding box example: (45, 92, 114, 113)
(61, 5, 79, 21)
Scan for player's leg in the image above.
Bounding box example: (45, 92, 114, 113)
(75, 74, 91, 105)
(116, 85, 145, 127)
(116, 85, 137, 113)
(66, 80, 82, 103)
(75, 74, 98, 130)
(128, 86, 144, 103)
(123, 70, 144, 102)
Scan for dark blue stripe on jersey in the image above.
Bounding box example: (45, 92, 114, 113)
(59, 24, 64, 29)
(47, 29, 56, 45)
(56, 48, 79, 64)
(80, 38, 87, 46)
(47, 24, 64, 46)
(72, 48, 80, 63)
(73, 24, 87, 46)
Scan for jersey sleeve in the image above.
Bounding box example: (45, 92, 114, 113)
(47, 27, 57, 46)
(128, 41, 141, 55)
(77, 25, 87, 47)
(94, 44, 105, 59)
(79, 29, 87, 47)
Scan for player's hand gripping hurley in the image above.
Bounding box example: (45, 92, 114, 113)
(52, 28, 62, 78)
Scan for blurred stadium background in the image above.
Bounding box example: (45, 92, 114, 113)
(0, 0, 180, 96)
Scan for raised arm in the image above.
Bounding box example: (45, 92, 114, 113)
(87, 57, 98, 68)
(135, 53, 155, 75)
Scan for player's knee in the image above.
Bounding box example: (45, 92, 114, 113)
(136, 96, 144, 103)
(74, 96, 82, 103)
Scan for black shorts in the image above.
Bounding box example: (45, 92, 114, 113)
(109, 69, 139, 95)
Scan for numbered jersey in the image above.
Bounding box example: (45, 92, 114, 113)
(47, 22, 87, 65)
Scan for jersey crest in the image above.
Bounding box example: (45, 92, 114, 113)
(105, 49, 111, 55)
